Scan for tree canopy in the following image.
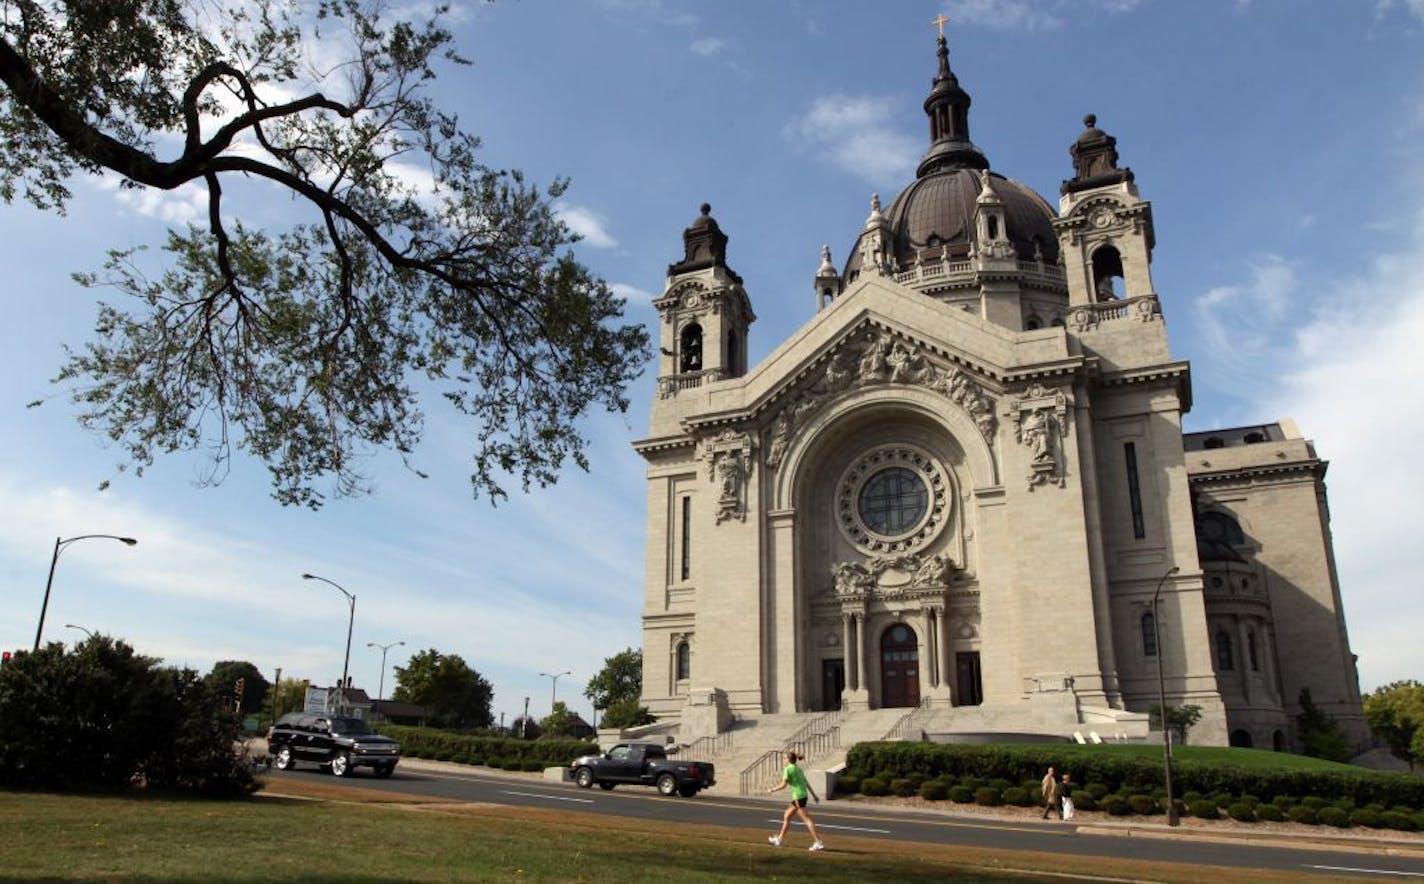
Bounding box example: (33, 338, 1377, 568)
(583, 647, 642, 711)
(2, 0, 648, 507)
(204, 659, 270, 716)
(391, 648, 491, 730)
(1364, 680, 1424, 770)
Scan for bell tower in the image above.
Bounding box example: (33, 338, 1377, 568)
(1056, 114, 1156, 308)
(652, 204, 755, 404)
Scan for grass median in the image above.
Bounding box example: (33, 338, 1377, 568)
(0, 776, 1313, 882)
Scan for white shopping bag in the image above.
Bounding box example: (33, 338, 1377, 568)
(1062, 796, 1075, 820)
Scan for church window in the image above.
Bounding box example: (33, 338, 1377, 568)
(680, 323, 703, 372)
(727, 330, 740, 376)
(680, 495, 691, 581)
(1050, 317, 1065, 328)
(675, 640, 690, 680)
(1247, 631, 1259, 671)
(1230, 729, 1253, 748)
(1141, 611, 1157, 657)
(1124, 442, 1145, 539)
(1091, 245, 1125, 300)
(1203, 437, 1225, 449)
(858, 467, 929, 536)
(1243, 432, 1265, 444)
(1216, 631, 1234, 670)
(1025, 314, 1043, 330)
(987, 215, 999, 239)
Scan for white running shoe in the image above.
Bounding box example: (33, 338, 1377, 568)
(767, 835, 781, 847)
(809, 840, 825, 851)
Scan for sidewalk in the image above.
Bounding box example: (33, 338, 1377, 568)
(385, 755, 1424, 858)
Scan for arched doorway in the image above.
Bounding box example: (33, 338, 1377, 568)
(880, 623, 920, 708)
(1230, 728, 1253, 748)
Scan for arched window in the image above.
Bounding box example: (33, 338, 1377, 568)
(1272, 730, 1286, 752)
(727, 330, 739, 376)
(1230, 729, 1254, 748)
(1243, 432, 1265, 444)
(675, 641, 690, 681)
(1203, 437, 1225, 449)
(1216, 631, 1234, 671)
(1025, 314, 1043, 331)
(679, 323, 703, 372)
(1141, 612, 1157, 657)
(1091, 245, 1125, 300)
(987, 215, 999, 240)
(1247, 631, 1259, 671)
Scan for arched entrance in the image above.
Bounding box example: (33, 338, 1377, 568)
(880, 623, 920, 708)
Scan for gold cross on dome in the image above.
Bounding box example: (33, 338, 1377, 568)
(932, 13, 950, 38)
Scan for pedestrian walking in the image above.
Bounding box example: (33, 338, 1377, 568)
(767, 750, 824, 851)
(1039, 766, 1056, 818)
(1060, 772, 1076, 820)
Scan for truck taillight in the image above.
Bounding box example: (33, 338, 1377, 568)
(688, 764, 699, 776)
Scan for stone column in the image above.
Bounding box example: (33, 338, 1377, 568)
(1236, 619, 1254, 704)
(841, 612, 855, 690)
(926, 607, 939, 688)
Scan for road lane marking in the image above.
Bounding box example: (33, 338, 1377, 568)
(1305, 867, 1424, 878)
(766, 818, 890, 834)
(501, 790, 595, 804)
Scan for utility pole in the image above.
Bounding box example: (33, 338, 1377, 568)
(272, 667, 283, 723)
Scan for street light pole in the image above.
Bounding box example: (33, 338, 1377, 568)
(539, 669, 571, 712)
(302, 573, 356, 714)
(366, 640, 405, 711)
(63, 623, 94, 640)
(1152, 564, 1181, 827)
(35, 534, 138, 651)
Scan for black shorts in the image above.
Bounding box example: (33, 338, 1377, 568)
(790, 797, 808, 808)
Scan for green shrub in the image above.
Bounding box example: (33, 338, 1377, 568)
(1272, 795, 1296, 810)
(905, 772, 926, 789)
(1349, 808, 1382, 828)
(1181, 790, 1204, 805)
(1069, 791, 1096, 813)
(521, 760, 544, 772)
(1227, 802, 1256, 822)
(1210, 791, 1233, 808)
(1381, 811, 1416, 831)
(836, 775, 861, 795)
(1101, 795, 1130, 816)
(974, 786, 1004, 806)
(1003, 786, 1032, 807)
(1189, 800, 1219, 820)
(1301, 796, 1330, 811)
(1239, 794, 1261, 810)
(467, 756, 484, 767)
(1317, 807, 1350, 828)
(959, 777, 985, 792)
(861, 777, 889, 797)
(948, 785, 975, 803)
(1413, 811, 1424, 831)
(986, 778, 1012, 793)
(890, 778, 917, 798)
(1287, 805, 1318, 825)
(1085, 781, 1110, 800)
(919, 780, 949, 801)
(1128, 794, 1161, 815)
(1255, 803, 1285, 822)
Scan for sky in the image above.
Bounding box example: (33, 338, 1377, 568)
(1, 0, 1422, 727)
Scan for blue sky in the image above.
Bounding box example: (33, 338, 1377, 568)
(2, 0, 1422, 726)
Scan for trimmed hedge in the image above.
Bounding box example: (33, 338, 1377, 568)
(919, 780, 950, 801)
(842, 742, 1424, 811)
(1189, 800, 1219, 820)
(376, 724, 594, 770)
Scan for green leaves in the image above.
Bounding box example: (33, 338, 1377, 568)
(391, 648, 492, 730)
(3, 1, 649, 507)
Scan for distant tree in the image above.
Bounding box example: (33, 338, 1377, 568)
(204, 660, 270, 716)
(584, 648, 643, 710)
(3, 0, 649, 508)
(1148, 703, 1203, 745)
(540, 701, 578, 738)
(599, 697, 655, 730)
(391, 649, 492, 730)
(269, 676, 311, 719)
(1364, 680, 1424, 770)
(511, 715, 542, 741)
(1297, 688, 1351, 762)
(0, 639, 255, 795)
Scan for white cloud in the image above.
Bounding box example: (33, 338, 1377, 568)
(556, 204, 619, 248)
(948, 0, 1142, 31)
(1376, 0, 1424, 23)
(1194, 210, 1424, 691)
(784, 94, 920, 186)
(1193, 253, 1296, 390)
(609, 282, 658, 308)
(690, 37, 726, 57)
(595, 0, 699, 27)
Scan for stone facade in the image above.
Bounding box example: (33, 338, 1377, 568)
(633, 36, 1366, 752)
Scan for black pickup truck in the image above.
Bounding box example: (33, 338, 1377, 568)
(569, 742, 715, 797)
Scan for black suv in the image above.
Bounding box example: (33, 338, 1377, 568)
(267, 713, 400, 777)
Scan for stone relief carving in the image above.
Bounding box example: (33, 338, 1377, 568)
(700, 429, 755, 523)
(1010, 383, 1070, 490)
(763, 328, 998, 471)
(830, 551, 956, 599)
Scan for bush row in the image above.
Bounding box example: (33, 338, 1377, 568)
(843, 742, 1424, 810)
(834, 772, 1424, 831)
(376, 724, 594, 771)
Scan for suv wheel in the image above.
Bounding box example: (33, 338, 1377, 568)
(574, 767, 595, 789)
(274, 747, 295, 771)
(656, 773, 677, 796)
(331, 751, 352, 777)
(374, 763, 394, 778)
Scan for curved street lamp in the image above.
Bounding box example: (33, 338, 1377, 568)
(63, 623, 95, 640)
(1152, 564, 1182, 827)
(302, 573, 356, 713)
(539, 669, 572, 713)
(366, 639, 405, 709)
(35, 534, 137, 651)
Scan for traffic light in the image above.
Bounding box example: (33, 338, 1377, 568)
(1, 651, 10, 665)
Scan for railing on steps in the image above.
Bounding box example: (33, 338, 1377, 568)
(882, 700, 933, 742)
(738, 712, 844, 795)
(672, 731, 734, 759)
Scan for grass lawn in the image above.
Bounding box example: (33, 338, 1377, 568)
(0, 777, 1317, 882)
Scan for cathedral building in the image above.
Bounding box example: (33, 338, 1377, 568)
(633, 31, 1366, 751)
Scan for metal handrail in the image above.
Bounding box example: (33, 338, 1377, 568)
(738, 713, 845, 795)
